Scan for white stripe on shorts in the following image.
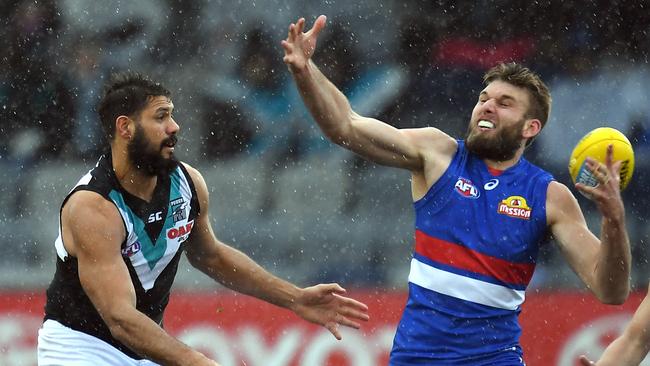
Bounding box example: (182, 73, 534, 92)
(38, 319, 160, 366)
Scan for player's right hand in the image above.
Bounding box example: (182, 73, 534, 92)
(575, 145, 624, 219)
(281, 15, 327, 74)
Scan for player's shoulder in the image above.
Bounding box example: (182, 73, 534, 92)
(402, 126, 453, 140)
(179, 161, 209, 196)
(64, 190, 122, 225)
(403, 127, 457, 155)
(179, 161, 203, 182)
(546, 181, 579, 219)
(547, 180, 572, 195)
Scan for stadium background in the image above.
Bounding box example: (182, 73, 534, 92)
(2, 0, 650, 364)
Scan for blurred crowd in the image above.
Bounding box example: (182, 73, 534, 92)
(3, 0, 650, 287)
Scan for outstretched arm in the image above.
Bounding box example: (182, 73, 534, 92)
(579, 285, 650, 366)
(548, 145, 631, 304)
(63, 191, 218, 366)
(281, 16, 456, 172)
(183, 163, 369, 340)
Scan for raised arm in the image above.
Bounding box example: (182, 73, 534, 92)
(281, 16, 456, 172)
(182, 163, 369, 340)
(547, 146, 631, 304)
(579, 284, 650, 366)
(62, 191, 217, 366)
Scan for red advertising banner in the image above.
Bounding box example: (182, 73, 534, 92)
(0, 290, 644, 366)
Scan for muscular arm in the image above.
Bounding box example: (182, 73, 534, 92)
(63, 191, 215, 366)
(183, 165, 303, 306)
(294, 60, 436, 170)
(183, 164, 369, 339)
(547, 181, 630, 304)
(580, 285, 650, 366)
(282, 16, 456, 173)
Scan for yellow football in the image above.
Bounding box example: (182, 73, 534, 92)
(568, 127, 634, 190)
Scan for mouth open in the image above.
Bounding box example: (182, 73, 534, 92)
(162, 135, 178, 149)
(478, 120, 495, 130)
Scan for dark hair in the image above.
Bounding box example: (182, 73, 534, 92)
(97, 72, 171, 141)
(483, 63, 552, 130)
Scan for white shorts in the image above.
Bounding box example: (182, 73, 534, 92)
(37, 319, 160, 366)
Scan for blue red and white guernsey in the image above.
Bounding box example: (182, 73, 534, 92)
(389, 140, 554, 365)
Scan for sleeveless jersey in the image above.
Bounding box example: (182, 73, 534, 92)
(390, 141, 553, 365)
(43, 154, 199, 360)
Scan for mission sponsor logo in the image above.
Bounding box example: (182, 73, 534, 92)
(497, 196, 532, 220)
(454, 177, 480, 199)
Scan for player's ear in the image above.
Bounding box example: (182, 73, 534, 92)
(523, 118, 542, 140)
(116, 115, 134, 140)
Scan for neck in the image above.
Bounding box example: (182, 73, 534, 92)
(482, 147, 525, 171)
(111, 144, 157, 202)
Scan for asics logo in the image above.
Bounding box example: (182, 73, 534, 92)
(484, 179, 499, 191)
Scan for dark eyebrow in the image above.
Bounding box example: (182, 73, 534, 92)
(155, 106, 173, 114)
(479, 91, 518, 102)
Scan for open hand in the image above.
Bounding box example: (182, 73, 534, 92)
(575, 144, 624, 218)
(291, 283, 369, 340)
(281, 15, 327, 74)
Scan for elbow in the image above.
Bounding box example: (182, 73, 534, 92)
(103, 310, 136, 343)
(107, 324, 130, 344)
(600, 296, 627, 306)
(326, 126, 352, 146)
(327, 113, 358, 146)
(330, 132, 350, 147)
(597, 286, 630, 305)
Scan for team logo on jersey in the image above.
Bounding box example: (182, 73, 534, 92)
(454, 177, 480, 199)
(170, 197, 187, 223)
(121, 240, 142, 257)
(497, 196, 532, 219)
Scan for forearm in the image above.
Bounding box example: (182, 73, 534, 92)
(597, 332, 650, 365)
(595, 213, 631, 303)
(201, 244, 301, 310)
(291, 60, 354, 142)
(106, 308, 212, 365)
(598, 293, 650, 365)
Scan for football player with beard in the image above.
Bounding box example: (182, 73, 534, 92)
(282, 15, 631, 365)
(37, 72, 369, 366)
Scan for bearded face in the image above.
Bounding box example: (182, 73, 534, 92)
(127, 122, 179, 176)
(464, 118, 526, 161)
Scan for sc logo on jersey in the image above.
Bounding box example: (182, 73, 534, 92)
(454, 177, 480, 199)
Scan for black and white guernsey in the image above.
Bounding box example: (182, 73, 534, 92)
(44, 154, 200, 359)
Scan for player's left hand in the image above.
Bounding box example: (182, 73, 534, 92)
(575, 144, 624, 219)
(291, 283, 369, 340)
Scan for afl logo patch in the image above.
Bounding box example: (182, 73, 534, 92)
(121, 241, 142, 257)
(454, 177, 480, 199)
(497, 196, 532, 219)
